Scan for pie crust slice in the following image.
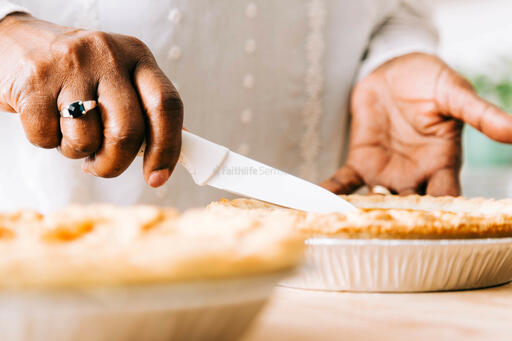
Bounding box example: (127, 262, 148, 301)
(208, 195, 512, 239)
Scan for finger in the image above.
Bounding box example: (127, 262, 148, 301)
(82, 74, 145, 178)
(133, 55, 183, 187)
(320, 165, 364, 194)
(426, 168, 460, 196)
(396, 182, 428, 196)
(440, 73, 512, 143)
(18, 91, 61, 149)
(57, 82, 102, 159)
(397, 187, 417, 196)
(0, 103, 15, 113)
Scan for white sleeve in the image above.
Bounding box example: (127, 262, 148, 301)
(0, 1, 27, 21)
(357, 0, 439, 81)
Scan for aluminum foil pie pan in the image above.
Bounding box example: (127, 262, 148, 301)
(280, 238, 512, 292)
(0, 271, 289, 341)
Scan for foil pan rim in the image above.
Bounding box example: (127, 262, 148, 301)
(306, 237, 512, 246)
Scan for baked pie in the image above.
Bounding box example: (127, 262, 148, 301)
(0, 205, 305, 288)
(0, 205, 305, 341)
(208, 195, 512, 293)
(208, 195, 512, 239)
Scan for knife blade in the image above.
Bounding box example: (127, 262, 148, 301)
(179, 131, 356, 213)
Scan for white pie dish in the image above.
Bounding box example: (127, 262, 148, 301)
(0, 271, 290, 341)
(280, 237, 512, 292)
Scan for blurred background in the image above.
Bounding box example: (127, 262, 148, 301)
(432, 0, 512, 198)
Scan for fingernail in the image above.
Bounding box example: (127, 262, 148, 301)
(148, 169, 170, 187)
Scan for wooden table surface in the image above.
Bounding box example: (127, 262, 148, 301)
(244, 283, 512, 341)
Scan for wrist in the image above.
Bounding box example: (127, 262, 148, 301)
(0, 11, 30, 30)
(0, 13, 57, 59)
(0, 13, 35, 48)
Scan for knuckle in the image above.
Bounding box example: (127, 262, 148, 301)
(32, 138, 59, 149)
(52, 31, 120, 69)
(107, 126, 144, 151)
(84, 31, 111, 49)
(147, 89, 184, 116)
(124, 35, 148, 50)
(25, 130, 60, 149)
(19, 106, 60, 149)
(85, 31, 121, 66)
(87, 127, 145, 179)
(161, 91, 184, 113)
(51, 37, 89, 70)
(150, 142, 181, 160)
(20, 30, 118, 87)
(87, 157, 127, 179)
(51, 39, 80, 58)
(93, 166, 124, 178)
(65, 136, 100, 155)
(59, 147, 85, 160)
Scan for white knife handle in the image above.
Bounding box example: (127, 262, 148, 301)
(137, 131, 229, 186)
(178, 131, 229, 186)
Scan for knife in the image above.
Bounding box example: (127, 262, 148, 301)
(178, 131, 356, 213)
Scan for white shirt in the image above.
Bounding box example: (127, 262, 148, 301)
(0, 0, 437, 211)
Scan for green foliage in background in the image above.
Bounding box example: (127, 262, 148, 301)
(463, 62, 512, 167)
(472, 75, 512, 111)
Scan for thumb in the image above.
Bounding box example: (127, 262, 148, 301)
(320, 165, 364, 194)
(438, 70, 512, 143)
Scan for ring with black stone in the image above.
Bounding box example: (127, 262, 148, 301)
(60, 100, 97, 119)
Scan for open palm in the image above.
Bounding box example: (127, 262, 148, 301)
(322, 53, 512, 196)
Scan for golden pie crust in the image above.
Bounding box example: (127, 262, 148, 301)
(0, 205, 304, 289)
(208, 195, 512, 239)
